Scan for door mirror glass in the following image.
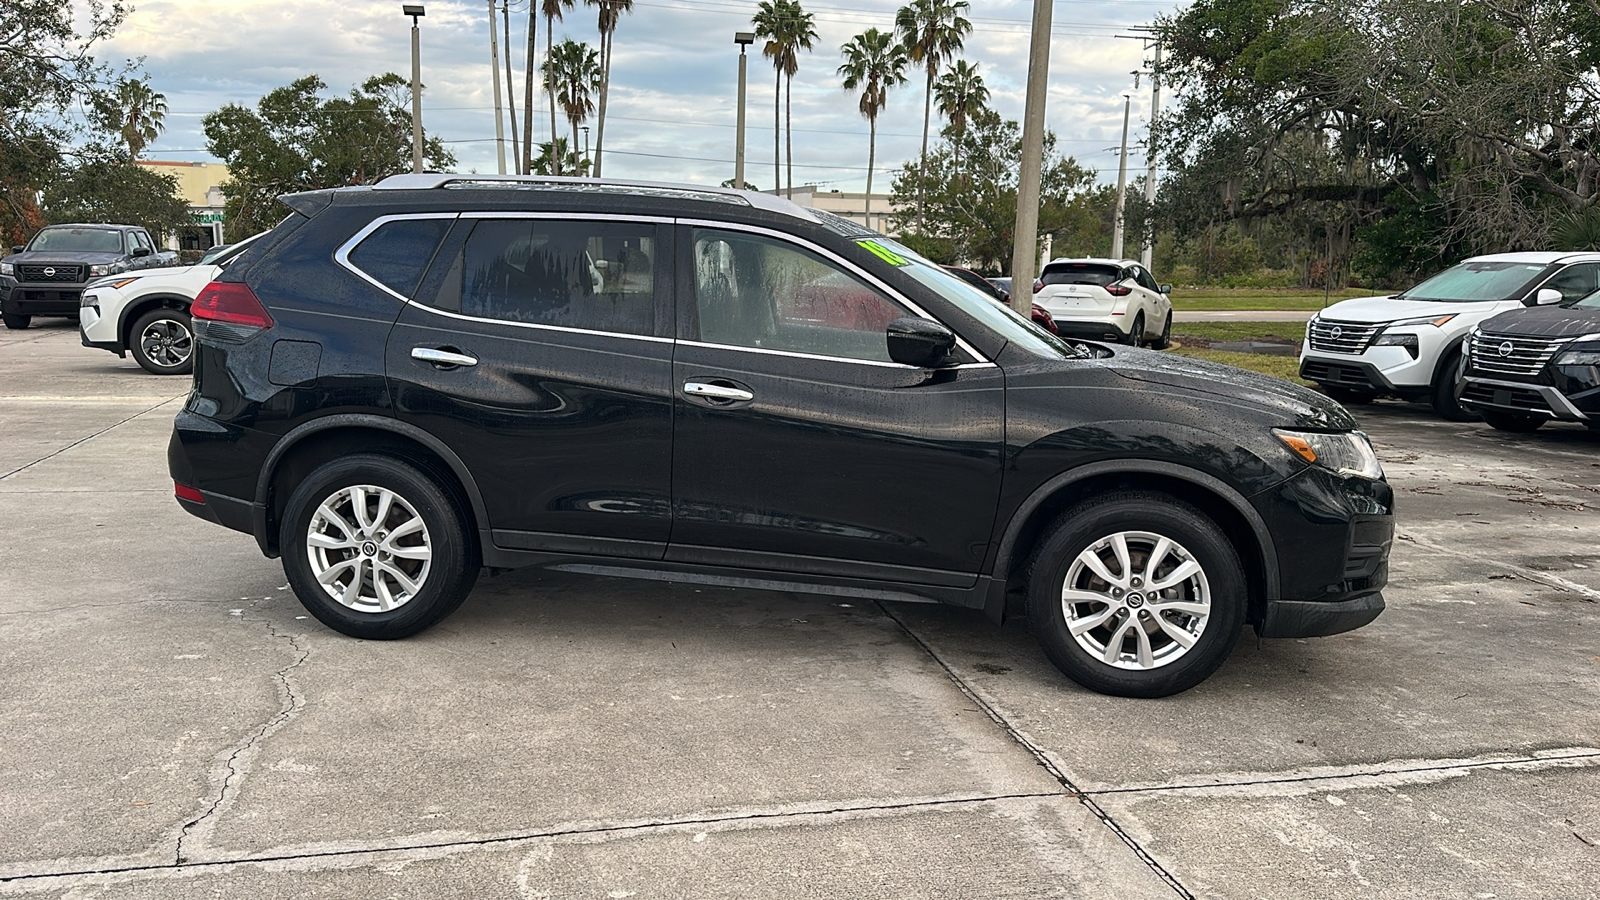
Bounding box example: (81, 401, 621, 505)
(1529, 288, 1564, 306)
(887, 317, 956, 368)
(1159, 283, 1173, 294)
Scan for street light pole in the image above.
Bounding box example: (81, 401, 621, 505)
(487, 0, 506, 174)
(404, 4, 426, 174)
(734, 32, 754, 189)
(1009, 0, 1054, 316)
(582, 126, 591, 174)
(1111, 95, 1131, 259)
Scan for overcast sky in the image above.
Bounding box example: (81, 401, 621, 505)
(100, 0, 1184, 192)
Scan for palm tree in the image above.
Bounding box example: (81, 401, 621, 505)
(543, 39, 601, 174)
(753, 0, 817, 199)
(838, 29, 907, 227)
(586, 0, 634, 178)
(542, 0, 577, 174)
(533, 137, 588, 175)
(933, 59, 986, 176)
(895, 0, 971, 197)
(501, 0, 520, 173)
(521, 2, 538, 174)
(109, 79, 168, 158)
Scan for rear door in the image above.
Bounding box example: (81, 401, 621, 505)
(377, 212, 677, 560)
(667, 224, 1005, 585)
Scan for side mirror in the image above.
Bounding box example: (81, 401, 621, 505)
(131, 245, 152, 258)
(1526, 288, 1563, 306)
(887, 316, 957, 368)
(1159, 283, 1173, 294)
(11, 245, 23, 254)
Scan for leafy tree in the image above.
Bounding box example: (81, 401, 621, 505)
(91, 76, 167, 159)
(753, 0, 818, 198)
(41, 156, 190, 241)
(203, 74, 455, 238)
(0, 0, 129, 243)
(533, 137, 588, 176)
(586, 0, 634, 177)
(542, 0, 577, 174)
(543, 39, 601, 175)
(895, 0, 971, 194)
(933, 59, 986, 176)
(891, 109, 1096, 272)
(838, 28, 907, 224)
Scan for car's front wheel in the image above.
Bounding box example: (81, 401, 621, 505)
(2, 313, 29, 330)
(129, 308, 194, 375)
(1481, 410, 1546, 433)
(1430, 349, 1476, 422)
(1027, 492, 1245, 698)
(281, 454, 479, 639)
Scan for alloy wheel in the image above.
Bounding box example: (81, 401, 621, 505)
(139, 318, 192, 368)
(1060, 530, 1211, 670)
(305, 484, 433, 613)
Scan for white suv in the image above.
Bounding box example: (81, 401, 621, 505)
(79, 233, 264, 375)
(1032, 258, 1173, 347)
(1299, 252, 1599, 420)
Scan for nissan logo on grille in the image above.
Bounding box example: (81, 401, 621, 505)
(1498, 341, 1514, 357)
(42, 266, 55, 278)
(1329, 326, 1343, 340)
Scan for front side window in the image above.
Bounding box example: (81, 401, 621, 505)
(692, 229, 910, 362)
(1397, 261, 1551, 303)
(459, 219, 656, 336)
(1545, 263, 1600, 303)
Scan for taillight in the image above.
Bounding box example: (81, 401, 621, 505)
(192, 282, 274, 328)
(174, 482, 205, 503)
(1106, 283, 1133, 296)
(1032, 279, 1043, 293)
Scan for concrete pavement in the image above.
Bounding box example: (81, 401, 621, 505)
(1, 319, 1596, 898)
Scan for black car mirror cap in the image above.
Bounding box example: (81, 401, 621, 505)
(131, 245, 152, 258)
(1528, 288, 1563, 306)
(10, 245, 21, 254)
(887, 316, 958, 368)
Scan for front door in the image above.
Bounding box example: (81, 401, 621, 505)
(667, 225, 1005, 585)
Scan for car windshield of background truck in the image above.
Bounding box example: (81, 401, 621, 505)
(1395, 260, 1551, 302)
(27, 228, 123, 253)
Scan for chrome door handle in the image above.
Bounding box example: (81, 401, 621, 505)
(411, 347, 478, 368)
(683, 381, 754, 402)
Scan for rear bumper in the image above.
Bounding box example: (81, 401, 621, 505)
(1052, 319, 1129, 343)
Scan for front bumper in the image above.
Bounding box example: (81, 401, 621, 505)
(1459, 373, 1598, 422)
(1259, 593, 1385, 638)
(4, 284, 87, 315)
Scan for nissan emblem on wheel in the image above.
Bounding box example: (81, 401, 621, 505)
(169, 174, 1394, 698)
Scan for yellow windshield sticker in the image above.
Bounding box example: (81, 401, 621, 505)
(857, 240, 909, 267)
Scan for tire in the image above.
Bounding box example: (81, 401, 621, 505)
(2, 313, 29, 330)
(1124, 312, 1145, 347)
(1026, 491, 1246, 698)
(280, 454, 479, 639)
(129, 307, 194, 375)
(1321, 386, 1375, 405)
(1429, 349, 1476, 422)
(1481, 410, 1546, 433)
(1149, 312, 1173, 350)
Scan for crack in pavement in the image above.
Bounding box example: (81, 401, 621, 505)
(1397, 531, 1600, 601)
(873, 601, 1195, 900)
(172, 607, 310, 865)
(0, 397, 182, 481)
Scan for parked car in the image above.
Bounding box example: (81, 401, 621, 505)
(940, 265, 1058, 334)
(79, 232, 267, 375)
(1031, 258, 1174, 347)
(987, 276, 1012, 295)
(1298, 252, 1600, 420)
(1457, 287, 1600, 431)
(1, 224, 179, 329)
(170, 174, 1392, 698)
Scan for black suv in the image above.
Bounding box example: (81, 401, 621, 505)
(1460, 289, 1600, 431)
(169, 175, 1393, 697)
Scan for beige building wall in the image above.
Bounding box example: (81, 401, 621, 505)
(136, 160, 230, 250)
(776, 186, 901, 236)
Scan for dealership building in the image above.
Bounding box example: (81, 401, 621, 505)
(136, 160, 230, 251)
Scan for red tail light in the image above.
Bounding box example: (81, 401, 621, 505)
(1106, 283, 1133, 296)
(174, 482, 205, 503)
(192, 282, 274, 328)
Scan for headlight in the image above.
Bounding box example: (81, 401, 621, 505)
(1273, 429, 1384, 480)
(1555, 349, 1600, 366)
(1373, 333, 1419, 357)
(88, 264, 111, 276)
(1385, 313, 1457, 328)
(0, 262, 12, 276)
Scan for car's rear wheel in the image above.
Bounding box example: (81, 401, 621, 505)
(1481, 410, 1546, 433)
(1149, 311, 1173, 350)
(129, 308, 194, 375)
(2, 314, 29, 330)
(1430, 348, 1476, 421)
(281, 454, 478, 639)
(1125, 312, 1145, 347)
(1026, 491, 1245, 698)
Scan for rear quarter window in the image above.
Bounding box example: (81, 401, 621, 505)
(346, 217, 454, 299)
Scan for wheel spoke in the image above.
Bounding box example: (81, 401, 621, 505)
(1109, 533, 1132, 582)
(375, 575, 396, 612)
(1149, 559, 1202, 593)
(1155, 615, 1198, 649)
(316, 504, 358, 541)
(377, 560, 421, 596)
(316, 556, 359, 585)
(340, 558, 366, 606)
(386, 517, 424, 541)
(1133, 622, 1155, 668)
(1068, 605, 1118, 636)
(307, 532, 357, 551)
(1151, 600, 1208, 616)
(384, 542, 431, 561)
(1077, 547, 1123, 587)
(1143, 536, 1173, 582)
(349, 487, 374, 532)
(371, 489, 394, 531)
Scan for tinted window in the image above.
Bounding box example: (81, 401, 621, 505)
(348, 218, 453, 299)
(1041, 263, 1121, 287)
(1397, 260, 1551, 303)
(1545, 264, 1600, 303)
(692, 229, 909, 362)
(133, 231, 153, 252)
(460, 219, 656, 336)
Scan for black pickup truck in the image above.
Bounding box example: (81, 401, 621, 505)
(1, 223, 178, 329)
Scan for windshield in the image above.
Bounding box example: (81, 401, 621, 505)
(1397, 260, 1551, 302)
(204, 231, 267, 267)
(27, 228, 124, 254)
(870, 238, 1088, 359)
(1568, 290, 1600, 309)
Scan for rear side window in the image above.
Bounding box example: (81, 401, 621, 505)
(348, 217, 454, 299)
(458, 218, 656, 336)
(1041, 263, 1121, 287)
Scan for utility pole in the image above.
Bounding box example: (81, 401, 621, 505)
(1008, 0, 1054, 317)
(501, 0, 520, 175)
(735, 33, 754, 189)
(404, 5, 426, 174)
(1141, 40, 1162, 269)
(1110, 95, 1131, 259)
(488, 0, 507, 174)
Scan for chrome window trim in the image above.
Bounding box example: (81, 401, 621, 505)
(676, 217, 991, 365)
(677, 339, 996, 371)
(333, 211, 673, 344)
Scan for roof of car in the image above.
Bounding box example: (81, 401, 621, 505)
(1043, 257, 1139, 267)
(39, 223, 139, 231)
(1464, 251, 1600, 265)
(368, 173, 822, 224)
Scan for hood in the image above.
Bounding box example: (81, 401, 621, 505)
(5, 250, 127, 265)
(1100, 347, 1358, 430)
(1317, 293, 1508, 323)
(1477, 305, 1600, 341)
